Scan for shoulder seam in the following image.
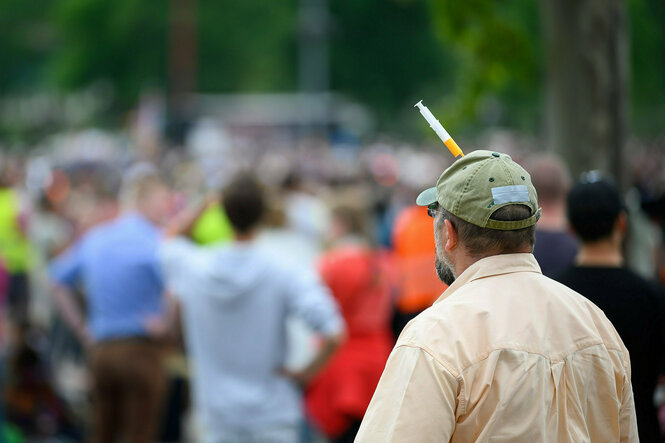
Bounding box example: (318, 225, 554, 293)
(396, 342, 467, 415)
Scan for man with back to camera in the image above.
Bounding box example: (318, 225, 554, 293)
(159, 172, 345, 443)
(49, 165, 173, 443)
(528, 153, 578, 277)
(556, 175, 665, 442)
(355, 150, 638, 442)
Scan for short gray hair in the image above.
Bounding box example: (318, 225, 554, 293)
(119, 163, 164, 207)
(436, 205, 536, 257)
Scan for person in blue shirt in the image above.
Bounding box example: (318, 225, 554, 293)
(50, 164, 173, 443)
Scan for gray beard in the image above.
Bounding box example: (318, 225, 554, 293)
(435, 256, 456, 285)
(434, 219, 456, 285)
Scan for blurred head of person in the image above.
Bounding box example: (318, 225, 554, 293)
(527, 154, 571, 230)
(0, 157, 21, 188)
(281, 171, 302, 192)
(416, 151, 540, 285)
(120, 163, 171, 226)
(330, 204, 369, 245)
(222, 172, 266, 239)
(567, 174, 626, 249)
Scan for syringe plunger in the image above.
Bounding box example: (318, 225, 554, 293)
(414, 100, 464, 158)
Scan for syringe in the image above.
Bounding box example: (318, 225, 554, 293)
(414, 100, 464, 158)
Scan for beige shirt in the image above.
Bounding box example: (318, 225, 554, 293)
(356, 253, 638, 442)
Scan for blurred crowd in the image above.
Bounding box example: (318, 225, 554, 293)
(0, 127, 663, 442)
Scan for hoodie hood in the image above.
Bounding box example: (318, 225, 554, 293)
(191, 244, 266, 302)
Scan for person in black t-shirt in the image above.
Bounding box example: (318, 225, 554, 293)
(556, 176, 665, 442)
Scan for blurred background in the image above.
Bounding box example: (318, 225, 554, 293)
(0, 0, 664, 441)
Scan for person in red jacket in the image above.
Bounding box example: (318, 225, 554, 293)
(306, 204, 395, 443)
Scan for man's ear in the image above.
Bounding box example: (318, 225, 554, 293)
(444, 218, 458, 252)
(615, 212, 628, 236)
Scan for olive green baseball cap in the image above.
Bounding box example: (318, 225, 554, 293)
(416, 150, 541, 230)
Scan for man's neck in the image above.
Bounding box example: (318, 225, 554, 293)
(132, 209, 157, 226)
(576, 241, 623, 267)
(455, 246, 532, 277)
(234, 230, 257, 242)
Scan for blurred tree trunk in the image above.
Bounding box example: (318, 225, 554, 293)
(541, 0, 629, 187)
(168, 0, 198, 144)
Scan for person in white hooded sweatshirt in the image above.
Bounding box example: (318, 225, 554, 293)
(160, 173, 344, 443)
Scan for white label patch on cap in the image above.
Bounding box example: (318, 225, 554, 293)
(491, 185, 529, 204)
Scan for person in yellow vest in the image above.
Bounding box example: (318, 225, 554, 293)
(0, 174, 32, 325)
(190, 201, 233, 246)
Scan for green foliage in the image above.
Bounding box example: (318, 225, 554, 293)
(0, 0, 54, 93)
(0, 0, 664, 136)
(49, 0, 447, 121)
(197, 0, 298, 92)
(51, 0, 169, 105)
(425, 0, 541, 133)
(628, 0, 665, 135)
(51, 0, 300, 101)
(329, 0, 453, 127)
(426, 0, 665, 136)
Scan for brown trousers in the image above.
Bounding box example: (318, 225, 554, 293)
(90, 338, 166, 443)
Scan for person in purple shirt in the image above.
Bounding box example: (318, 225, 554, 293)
(50, 164, 173, 443)
(527, 154, 578, 277)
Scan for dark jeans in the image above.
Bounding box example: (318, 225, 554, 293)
(90, 338, 166, 443)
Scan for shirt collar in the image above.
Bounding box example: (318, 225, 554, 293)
(434, 253, 542, 305)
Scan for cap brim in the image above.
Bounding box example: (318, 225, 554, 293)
(416, 187, 437, 206)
